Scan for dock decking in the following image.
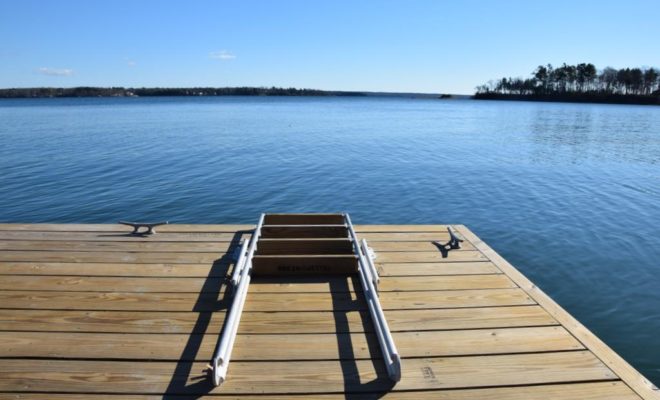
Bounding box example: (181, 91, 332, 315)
(0, 223, 657, 399)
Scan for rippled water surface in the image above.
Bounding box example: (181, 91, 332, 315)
(1, 96, 659, 383)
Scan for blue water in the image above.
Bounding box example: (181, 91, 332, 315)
(1, 96, 659, 383)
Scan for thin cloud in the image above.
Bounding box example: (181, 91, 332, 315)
(123, 57, 136, 67)
(38, 67, 73, 76)
(209, 50, 236, 60)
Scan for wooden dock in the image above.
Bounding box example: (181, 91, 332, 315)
(0, 222, 657, 399)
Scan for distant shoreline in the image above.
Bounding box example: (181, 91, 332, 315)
(2, 87, 658, 106)
(474, 93, 660, 106)
(0, 87, 462, 100)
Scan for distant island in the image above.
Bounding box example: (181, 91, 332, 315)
(475, 63, 660, 105)
(0, 86, 457, 99)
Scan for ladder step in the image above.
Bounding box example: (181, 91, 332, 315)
(252, 255, 359, 275)
(261, 225, 348, 238)
(263, 213, 345, 225)
(256, 239, 354, 255)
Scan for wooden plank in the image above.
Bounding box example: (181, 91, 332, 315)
(0, 230, 248, 242)
(0, 240, 236, 253)
(255, 325, 586, 359)
(374, 251, 488, 263)
(391, 382, 641, 400)
(0, 291, 221, 312)
(0, 274, 516, 293)
(219, 351, 620, 392)
(252, 255, 359, 275)
(0, 261, 500, 277)
(369, 240, 476, 252)
(0, 309, 225, 334)
(0, 250, 487, 264)
(0, 260, 498, 278)
(0, 223, 452, 233)
(264, 214, 345, 225)
(359, 232, 457, 241)
(379, 289, 534, 311)
(0, 223, 253, 233)
(455, 225, 660, 399)
(0, 262, 222, 277)
(0, 250, 228, 264)
(256, 239, 354, 255)
(0, 230, 455, 243)
(0, 352, 617, 394)
(0, 382, 643, 399)
(0, 288, 535, 311)
(0, 276, 223, 293)
(0, 305, 557, 334)
(0, 327, 583, 361)
(261, 225, 348, 238)
(378, 274, 516, 291)
(355, 225, 453, 232)
(378, 262, 501, 276)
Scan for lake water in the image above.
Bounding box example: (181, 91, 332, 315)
(1, 96, 659, 384)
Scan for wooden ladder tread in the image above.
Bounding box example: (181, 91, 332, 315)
(263, 213, 345, 225)
(251, 254, 359, 275)
(256, 238, 354, 255)
(261, 225, 349, 238)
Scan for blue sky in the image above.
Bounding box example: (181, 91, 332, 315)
(1, 0, 659, 94)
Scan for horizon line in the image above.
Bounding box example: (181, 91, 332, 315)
(0, 86, 469, 96)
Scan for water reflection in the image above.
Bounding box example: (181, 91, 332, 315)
(529, 107, 593, 164)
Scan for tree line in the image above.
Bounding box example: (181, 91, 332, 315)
(475, 63, 660, 103)
(0, 86, 367, 98)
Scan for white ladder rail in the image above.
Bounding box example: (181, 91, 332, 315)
(211, 213, 265, 386)
(345, 214, 401, 382)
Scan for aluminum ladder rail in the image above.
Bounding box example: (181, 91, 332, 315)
(345, 213, 401, 382)
(211, 213, 265, 386)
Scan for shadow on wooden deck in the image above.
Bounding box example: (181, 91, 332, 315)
(162, 230, 245, 399)
(161, 239, 393, 398)
(331, 276, 395, 399)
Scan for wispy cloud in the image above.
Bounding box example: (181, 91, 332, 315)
(209, 50, 236, 60)
(38, 67, 73, 76)
(123, 57, 137, 67)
